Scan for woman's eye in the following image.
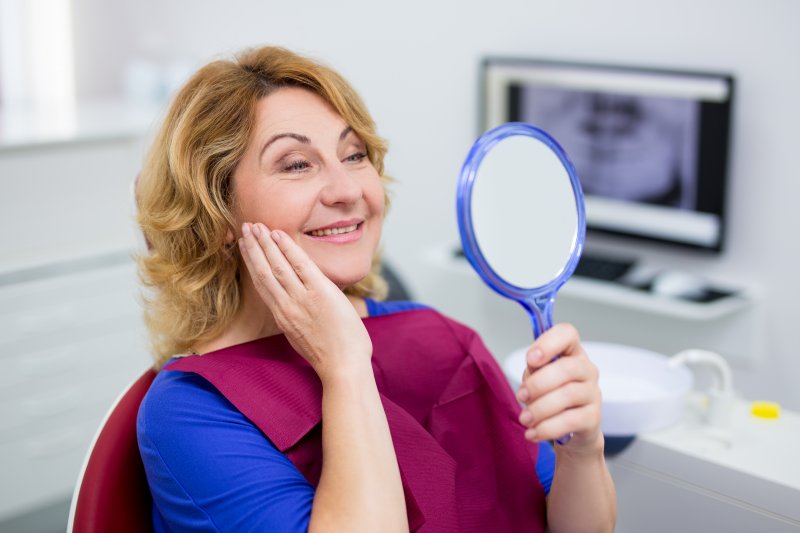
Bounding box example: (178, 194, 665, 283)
(283, 159, 311, 173)
(345, 152, 368, 163)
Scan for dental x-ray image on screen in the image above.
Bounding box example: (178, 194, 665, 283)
(510, 86, 700, 210)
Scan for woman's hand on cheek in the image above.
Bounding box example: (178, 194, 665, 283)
(238, 222, 372, 382)
(516, 323, 603, 455)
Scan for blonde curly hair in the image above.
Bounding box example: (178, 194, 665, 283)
(136, 46, 390, 368)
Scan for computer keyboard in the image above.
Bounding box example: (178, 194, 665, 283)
(573, 254, 635, 282)
(455, 247, 635, 283)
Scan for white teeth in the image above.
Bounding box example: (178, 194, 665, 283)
(310, 224, 358, 237)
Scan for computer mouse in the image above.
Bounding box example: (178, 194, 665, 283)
(650, 270, 708, 300)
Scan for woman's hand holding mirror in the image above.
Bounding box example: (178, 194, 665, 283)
(515, 324, 603, 452)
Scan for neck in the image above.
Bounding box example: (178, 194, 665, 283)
(192, 277, 367, 355)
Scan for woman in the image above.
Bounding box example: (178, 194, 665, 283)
(136, 45, 616, 532)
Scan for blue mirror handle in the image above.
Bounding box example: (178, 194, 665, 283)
(521, 294, 555, 339)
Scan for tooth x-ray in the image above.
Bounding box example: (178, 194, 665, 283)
(510, 85, 700, 210)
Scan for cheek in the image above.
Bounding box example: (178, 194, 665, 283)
(231, 175, 262, 227)
(234, 182, 314, 232)
(366, 178, 387, 218)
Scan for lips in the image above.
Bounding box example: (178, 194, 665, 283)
(305, 218, 364, 237)
(303, 218, 366, 244)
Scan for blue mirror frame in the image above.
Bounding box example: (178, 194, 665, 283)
(456, 122, 587, 338)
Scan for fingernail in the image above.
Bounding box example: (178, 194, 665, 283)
(519, 410, 533, 425)
(271, 230, 281, 242)
(251, 224, 261, 237)
(527, 348, 543, 365)
(525, 428, 539, 441)
(242, 223, 251, 237)
(517, 388, 529, 402)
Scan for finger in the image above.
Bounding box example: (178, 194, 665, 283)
(525, 323, 582, 371)
(251, 223, 305, 295)
(524, 403, 601, 443)
(517, 366, 532, 399)
(518, 381, 598, 429)
(524, 347, 550, 374)
(520, 355, 597, 402)
(269, 229, 328, 287)
(238, 224, 285, 304)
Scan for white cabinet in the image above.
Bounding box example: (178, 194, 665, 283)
(0, 109, 155, 521)
(0, 256, 151, 520)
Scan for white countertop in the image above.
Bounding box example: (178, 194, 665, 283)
(608, 395, 800, 531)
(637, 394, 800, 492)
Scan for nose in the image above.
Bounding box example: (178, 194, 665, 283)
(319, 161, 363, 206)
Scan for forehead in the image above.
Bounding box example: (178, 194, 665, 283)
(252, 87, 347, 140)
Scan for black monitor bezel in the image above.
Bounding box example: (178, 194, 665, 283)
(480, 56, 735, 253)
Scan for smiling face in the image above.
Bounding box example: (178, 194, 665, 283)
(231, 87, 385, 289)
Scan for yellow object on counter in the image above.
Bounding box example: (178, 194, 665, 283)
(751, 401, 781, 419)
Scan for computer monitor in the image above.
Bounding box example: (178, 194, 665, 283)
(482, 57, 734, 252)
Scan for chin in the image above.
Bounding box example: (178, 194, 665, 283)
(329, 271, 371, 291)
(318, 262, 372, 291)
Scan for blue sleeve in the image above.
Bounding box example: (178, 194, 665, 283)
(365, 298, 428, 317)
(137, 369, 314, 532)
(536, 441, 555, 496)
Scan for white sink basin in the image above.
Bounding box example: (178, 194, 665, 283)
(502, 341, 693, 436)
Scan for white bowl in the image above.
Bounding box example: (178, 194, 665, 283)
(502, 341, 693, 436)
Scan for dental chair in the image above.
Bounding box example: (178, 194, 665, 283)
(67, 368, 156, 533)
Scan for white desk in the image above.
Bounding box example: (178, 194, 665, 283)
(608, 396, 800, 532)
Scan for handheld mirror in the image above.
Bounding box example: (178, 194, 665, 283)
(456, 122, 586, 444)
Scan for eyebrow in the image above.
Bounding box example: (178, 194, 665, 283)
(260, 126, 355, 159)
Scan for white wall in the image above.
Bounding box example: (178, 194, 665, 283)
(70, 0, 800, 408)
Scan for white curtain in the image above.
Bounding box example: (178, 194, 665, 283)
(0, 0, 75, 116)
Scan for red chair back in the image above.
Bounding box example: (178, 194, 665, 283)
(68, 369, 157, 532)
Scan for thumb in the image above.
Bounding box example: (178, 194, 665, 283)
(525, 346, 550, 372)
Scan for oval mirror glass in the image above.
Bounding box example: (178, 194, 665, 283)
(457, 122, 585, 337)
(471, 134, 579, 289)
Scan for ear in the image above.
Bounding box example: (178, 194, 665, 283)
(225, 228, 236, 244)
